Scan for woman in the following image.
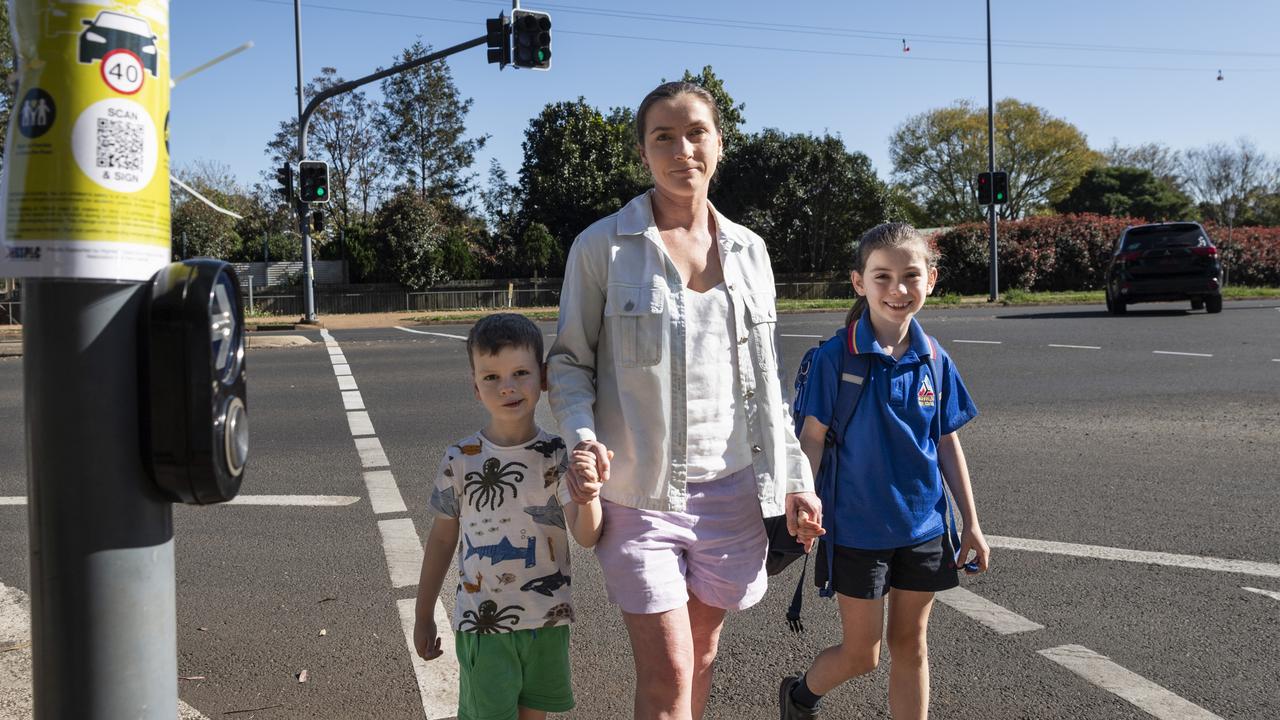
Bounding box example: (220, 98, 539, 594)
(547, 81, 822, 720)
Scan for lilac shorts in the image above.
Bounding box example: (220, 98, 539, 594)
(594, 466, 768, 615)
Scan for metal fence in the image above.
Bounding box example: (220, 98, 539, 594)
(246, 286, 562, 317)
(1, 297, 18, 325)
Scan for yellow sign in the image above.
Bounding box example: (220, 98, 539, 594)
(1, 0, 171, 281)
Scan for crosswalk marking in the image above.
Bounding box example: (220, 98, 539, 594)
(397, 598, 459, 720)
(347, 410, 376, 437)
(1242, 586, 1280, 602)
(378, 518, 424, 588)
(224, 495, 360, 506)
(988, 535, 1280, 578)
(1039, 645, 1223, 720)
(936, 587, 1044, 634)
(395, 326, 467, 341)
(342, 390, 366, 411)
(364, 471, 409, 515)
(354, 437, 390, 468)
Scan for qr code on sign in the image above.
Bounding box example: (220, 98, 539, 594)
(95, 117, 143, 171)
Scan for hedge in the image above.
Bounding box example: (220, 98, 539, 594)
(933, 214, 1280, 293)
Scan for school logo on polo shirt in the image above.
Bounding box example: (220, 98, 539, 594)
(917, 374, 936, 408)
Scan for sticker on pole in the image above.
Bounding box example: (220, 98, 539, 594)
(0, 1, 170, 282)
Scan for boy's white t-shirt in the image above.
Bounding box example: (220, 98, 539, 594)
(430, 428, 575, 634)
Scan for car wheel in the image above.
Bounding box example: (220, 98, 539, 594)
(1205, 295, 1222, 314)
(1191, 298, 1204, 311)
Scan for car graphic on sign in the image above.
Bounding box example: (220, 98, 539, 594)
(79, 11, 159, 77)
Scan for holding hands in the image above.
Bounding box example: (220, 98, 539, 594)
(786, 491, 826, 553)
(567, 440, 612, 505)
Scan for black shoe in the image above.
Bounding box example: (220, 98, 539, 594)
(779, 674, 820, 720)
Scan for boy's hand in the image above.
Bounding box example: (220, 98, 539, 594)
(567, 441, 611, 505)
(413, 616, 443, 661)
(958, 524, 990, 574)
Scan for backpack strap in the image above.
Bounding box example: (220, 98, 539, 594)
(925, 336, 974, 571)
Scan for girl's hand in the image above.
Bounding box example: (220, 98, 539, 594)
(786, 492, 825, 553)
(958, 524, 990, 574)
(794, 509, 826, 553)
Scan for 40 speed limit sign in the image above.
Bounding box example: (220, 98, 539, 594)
(100, 49, 146, 95)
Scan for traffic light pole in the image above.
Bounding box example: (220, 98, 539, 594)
(986, 0, 999, 302)
(291, 24, 487, 323)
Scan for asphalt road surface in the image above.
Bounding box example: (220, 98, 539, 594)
(1, 299, 1278, 719)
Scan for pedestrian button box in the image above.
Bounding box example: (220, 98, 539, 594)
(143, 259, 248, 504)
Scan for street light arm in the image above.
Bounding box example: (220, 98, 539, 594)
(299, 34, 487, 141)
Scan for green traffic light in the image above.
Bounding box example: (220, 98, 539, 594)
(317, 187, 325, 197)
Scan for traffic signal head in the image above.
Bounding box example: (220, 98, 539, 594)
(512, 9, 551, 70)
(276, 163, 293, 202)
(976, 172, 992, 205)
(992, 171, 1009, 204)
(487, 13, 510, 68)
(298, 160, 330, 203)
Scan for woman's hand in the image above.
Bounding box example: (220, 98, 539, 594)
(785, 491, 825, 553)
(958, 523, 991, 574)
(567, 440, 611, 504)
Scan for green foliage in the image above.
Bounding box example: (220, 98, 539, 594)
(520, 222, 561, 278)
(1055, 166, 1195, 221)
(517, 98, 648, 259)
(374, 190, 446, 290)
(891, 99, 1101, 224)
(713, 129, 891, 273)
(338, 221, 380, 282)
(0, 3, 12, 171)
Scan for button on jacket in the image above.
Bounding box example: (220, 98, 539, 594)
(547, 191, 813, 517)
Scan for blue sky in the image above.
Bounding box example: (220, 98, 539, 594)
(170, 1, 1280, 193)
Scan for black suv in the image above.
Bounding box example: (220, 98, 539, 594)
(1104, 222, 1222, 314)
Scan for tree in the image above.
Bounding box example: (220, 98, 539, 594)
(713, 129, 891, 274)
(517, 99, 648, 261)
(1054, 166, 1195, 221)
(170, 161, 255, 260)
(1103, 140, 1183, 186)
(890, 99, 1101, 224)
(373, 189, 447, 290)
(378, 41, 486, 201)
(1181, 138, 1277, 229)
(0, 3, 13, 171)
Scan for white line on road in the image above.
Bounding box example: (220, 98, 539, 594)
(342, 390, 366, 411)
(224, 495, 361, 507)
(396, 326, 467, 341)
(355, 437, 390, 469)
(1272, 359, 1280, 363)
(1152, 350, 1213, 358)
(329, 352, 348, 365)
(1243, 586, 1280, 602)
(1039, 644, 1223, 720)
(953, 339, 1003, 345)
(989, 535, 1280, 578)
(378, 518, 425, 589)
(1048, 344, 1102, 350)
(781, 333, 824, 338)
(0, 497, 24, 506)
(333, 363, 352, 376)
(397, 598, 459, 720)
(327, 346, 343, 355)
(363, 471, 408, 515)
(936, 587, 1044, 634)
(347, 410, 376, 437)
(337, 375, 358, 391)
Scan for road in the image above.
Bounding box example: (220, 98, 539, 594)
(2, 299, 1278, 719)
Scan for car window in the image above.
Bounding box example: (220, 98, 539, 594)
(1121, 227, 1209, 252)
(93, 12, 152, 36)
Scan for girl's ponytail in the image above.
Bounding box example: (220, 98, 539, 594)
(845, 296, 867, 328)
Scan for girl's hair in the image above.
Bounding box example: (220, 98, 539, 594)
(845, 222, 939, 327)
(635, 81, 722, 146)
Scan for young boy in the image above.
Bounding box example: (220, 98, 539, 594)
(413, 312, 603, 720)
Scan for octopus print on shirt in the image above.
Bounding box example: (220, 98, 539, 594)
(430, 428, 575, 633)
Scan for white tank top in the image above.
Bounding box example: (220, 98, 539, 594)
(683, 283, 753, 482)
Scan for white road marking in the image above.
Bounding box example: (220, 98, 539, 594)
(0, 497, 24, 506)
(1243, 586, 1280, 602)
(953, 339, 1002, 345)
(363, 471, 408, 515)
(781, 333, 824, 338)
(1039, 644, 1223, 720)
(342, 390, 366, 411)
(337, 375, 358, 391)
(329, 352, 348, 365)
(1, 581, 213, 718)
(347, 410, 376, 437)
(395, 326, 467, 341)
(333, 363, 352, 376)
(1048, 344, 1101, 350)
(1152, 350, 1213, 358)
(1272, 359, 1280, 363)
(936, 587, 1044, 634)
(397, 597, 458, 720)
(327, 346, 344, 355)
(378, 518, 425, 588)
(355, 437, 390, 468)
(224, 495, 360, 507)
(989, 535, 1280, 578)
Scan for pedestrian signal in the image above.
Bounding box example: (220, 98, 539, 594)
(487, 13, 510, 68)
(276, 164, 293, 202)
(992, 171, 1009, 205)
(976, 172, 992, 205)
(512, 9, 551, 70)
(299, 160, 329, 204)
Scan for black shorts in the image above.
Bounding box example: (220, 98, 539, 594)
(815, 533, 960, 599)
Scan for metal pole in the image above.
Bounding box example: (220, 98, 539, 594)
(26, 282, 177, 718)
(986, 0, 999, 302)
(294, 0, 316, 323)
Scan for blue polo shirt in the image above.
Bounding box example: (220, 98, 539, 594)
(798, 313, 978, 550)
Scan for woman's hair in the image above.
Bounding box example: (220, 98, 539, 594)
(635, 81, 722, 147)
(845, 222, 939, 327)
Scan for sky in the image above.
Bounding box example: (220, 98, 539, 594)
(168, 0, 1280, 194)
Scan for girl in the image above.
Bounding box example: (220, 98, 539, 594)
(780, 223, 990, 720)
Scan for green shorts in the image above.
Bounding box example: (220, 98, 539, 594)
(456, 624, 574, 720)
